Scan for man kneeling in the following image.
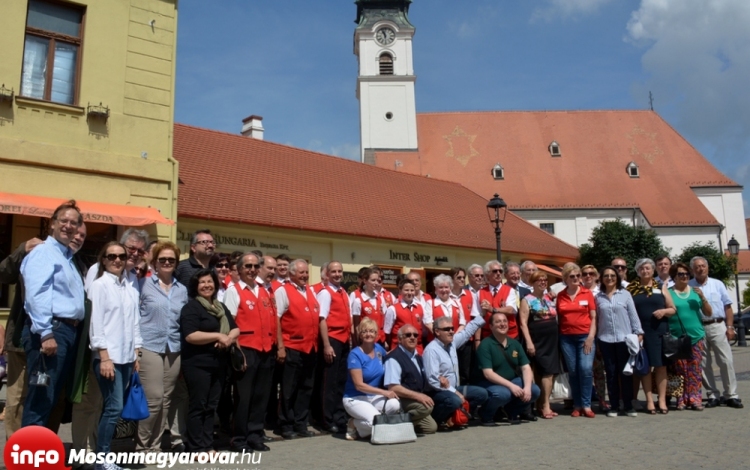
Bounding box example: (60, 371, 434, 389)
(476, 312, 540, 425)
(384, 325, 436, 434)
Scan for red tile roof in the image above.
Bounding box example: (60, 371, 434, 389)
(738, 251, 750, 274)
(173, 123, 579, 260)
(373, 110, 738, 227)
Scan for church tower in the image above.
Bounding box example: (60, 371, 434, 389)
(354, 0, 418, 163)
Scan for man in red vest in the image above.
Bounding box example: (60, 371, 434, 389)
(474, 260, 518, 342)
(223, 253, 276, 452)
(385, 279, 425, 354)
(314, 261, 351, 434)
(311, 262, 329, 294)
(274, 259, 319, 439)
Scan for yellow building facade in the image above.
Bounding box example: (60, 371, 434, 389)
(0, 0, 178, 312)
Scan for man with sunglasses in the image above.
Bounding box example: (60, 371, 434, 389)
(175, 229, 214, 287)
(475, 261, 517, 341)
(384, 324, 437, 434)
(85, 228, 149, 293)
(611, 258, 630, 288)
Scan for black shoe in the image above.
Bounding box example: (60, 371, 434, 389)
(170, 443, 186, 453)
(437, 423, 453, 432)
(262, 434, 274, 442)
(229, 441, 247, 453)
(704, 398, 720, 408)
(280, 431, 296, 440)
(247, 442, 271, 452)
(295, 430, 315, 438)
(726, 398, 744, 409)
(508, 418, 522, 425)
(322, 424, 339, 434)
(480, 421, 499, 427)
(519, 412, 538, 422)
(719, 396, 728, 406)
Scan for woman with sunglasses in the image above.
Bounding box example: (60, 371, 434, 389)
(89, 242, 142, 465)
(627, 258, 676, 414)
(135, 241, 188, 452)
(213, 253, 231, 302)
(668, 262, 711, 411)
(555, 263, 597, 418)
(518, 271, 560, 418)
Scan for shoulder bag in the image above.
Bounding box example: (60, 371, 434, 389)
(634, 347, 650, 376)
(370, 399, 417, 445)
(121, 371, 149, 421)
(662, 303, 692, 361)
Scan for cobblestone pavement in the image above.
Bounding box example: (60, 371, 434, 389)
(3, 347, 750, 470)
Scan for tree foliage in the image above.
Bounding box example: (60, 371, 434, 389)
(578, 219, 669, 282)
(676, 241, 734, 286)
(742, 280, 750, 310)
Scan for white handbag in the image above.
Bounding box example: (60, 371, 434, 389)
(370, 400, 417, 445)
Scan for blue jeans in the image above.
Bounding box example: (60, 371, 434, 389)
(559, 334, 595, 409)
(94, 360, 134, 453)
(479, 377, 541, 420)
(430, 385, 488, 424)
(21, 319, 79, 426)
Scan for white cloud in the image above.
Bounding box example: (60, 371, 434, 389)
(531, 0, 614, 22)
(625, 0, 750, 207)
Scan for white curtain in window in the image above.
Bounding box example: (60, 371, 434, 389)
(21, 36, 48, 99)
(51, 43, 77, 104)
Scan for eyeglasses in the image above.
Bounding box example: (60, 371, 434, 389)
(105, 253, 128, 262)
(491, 269, 503, 274)
(215, 262, 229, 269)
(568, 274, 581, 279)
(436, 327, 454, 332)
(125, 245, 146, 256)
(582, 272, 597, 277)
(362, 329, 378, 335)
(55, 217, 80, 228)
(602, 274, 617, 279)
(613, 265, 628, 271)
(536, 279, 548, 283)
(676, 272, 690, 278)
(157, 257, 177, 265)
(243, 263, 260, 270)
(454, 276, 465, 280)
(402, 333, 419, 339)
(194, 240, 215, 246)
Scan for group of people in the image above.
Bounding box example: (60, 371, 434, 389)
(0, 200, 744, 467)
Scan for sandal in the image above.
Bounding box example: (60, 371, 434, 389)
(571, 409, 582, 417)
(657, 408, 669, 414)
(646, 407, 657, 415)
(691, 404, 704, 411)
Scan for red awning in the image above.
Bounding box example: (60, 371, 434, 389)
(0, 192, 174, 226)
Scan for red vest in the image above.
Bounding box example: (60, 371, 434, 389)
(456, 290, 475, 324)
(390, 303, 424, 354)
(479, 284, 518, 339)
(312, 282, 326, 295)
(271, 279, 286, 292)
(355, 290, 386, 343)
(280, 283, 320, 353)
(323, 285, 351, 343)
(234, 284, 276, 352)
(431, 299, 462, 332)
(380, 289, 396, 309)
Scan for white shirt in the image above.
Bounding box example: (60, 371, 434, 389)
(88, 272, 142, 364)
(414, 291, 433, 323)
(350, 290, 384, 317)
(384, 301, 422, 334)
(424, 297, 466, 326)
(223, 280, 260, 317)
(688, 276, 733, 320)
(85, 262, 139, 294)
(317, 284, 348, 319)
(274, 282, 308, 318)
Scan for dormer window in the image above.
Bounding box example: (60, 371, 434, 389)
(379, 53, 393, 75)
(626, 161, 639, 178)
(491, 163, 504, 180)
(549, 141, 561, 156)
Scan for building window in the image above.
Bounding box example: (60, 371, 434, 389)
(491, 163, 504, 180)
(626, 161, 639, 178)
(379, 53, 393, 75)
(21, 0, 84, 105)
(539, 223, 555, 235)
(549, 141, 561, 156)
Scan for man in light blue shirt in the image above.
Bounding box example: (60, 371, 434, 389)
(689, 257, 743, 409)
(21, 200, 86, 426)
(423, 314, 489, 428)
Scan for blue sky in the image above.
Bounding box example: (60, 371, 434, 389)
(175, 0, 750, 212)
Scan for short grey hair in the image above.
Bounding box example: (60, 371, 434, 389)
(237, 252, 259, 270)
(690, 256, 708, 269)
(433, 274, 453, 289)
(634, 258, 655, 273)
(483, 260, 502, 275)
(397, 323, 419, 339)
(520, 260, 537, 271)
(288, 259, 308, 275)
(468, 263, 483, 273)
(504, 261, 520, 272)
(433, 316, 453, 331)
(121, 228, 149, 246)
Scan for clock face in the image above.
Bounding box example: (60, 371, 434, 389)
(375, 27, 395, 45)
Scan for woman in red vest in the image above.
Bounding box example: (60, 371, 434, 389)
(384, 279, 425, 353)
(351, 267, 386, 345)
(425, 274, 466, 342)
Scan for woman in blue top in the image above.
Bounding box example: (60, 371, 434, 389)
(342, 317, 400, 440)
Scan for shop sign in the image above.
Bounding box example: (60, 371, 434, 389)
(177, 230, 289, 250)
(388, 249, 446, 264)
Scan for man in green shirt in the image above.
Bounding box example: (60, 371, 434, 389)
(476, 312, 540, 424)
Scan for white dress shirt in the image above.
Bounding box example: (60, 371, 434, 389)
(223, 280, 260, 317)
(89, 271, 142, 364)
(350, 290, 384, 317)
(424, 297, 466, 326)
(274, 282, 308, 318)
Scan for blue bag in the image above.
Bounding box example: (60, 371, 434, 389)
(634, 348, 650, 376)
(121, 371, 149, 421)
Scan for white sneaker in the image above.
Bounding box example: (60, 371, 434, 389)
(606, 410, 618, 418)
(626, 410, 638, 417)
(631, 399, 643, 411)
(345, 418, 358, 441)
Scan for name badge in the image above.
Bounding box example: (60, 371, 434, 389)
(653, 289, 662, 294)
(579, 300, 588, 306)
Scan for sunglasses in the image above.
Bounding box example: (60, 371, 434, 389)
(402, 332, 419, 339)
(676, 272, 690, 278)
(157, 257, 177, 265)
(602, 274, 617, 279)
(582, 272, 597, 277)
(613, 265, 628, 270)
(215, 262, 229, 269)
(243, 263, 261, 270)
(105, 253, 128, 262)
(491, 269, 503, 274)
(124, 245, 146, 256)
(568, 274, 581, 279)
(436, 327, 454, 332)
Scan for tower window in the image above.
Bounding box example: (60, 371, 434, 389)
(539, 223, 555, 235)
(626, 161, 639, 178)
(379, 53, 393, 75)
(549, 141, 561, 156)
(491, 163, 504, 180)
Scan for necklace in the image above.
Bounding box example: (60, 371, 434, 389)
(673, 286, 690, 299)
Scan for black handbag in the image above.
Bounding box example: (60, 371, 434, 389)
(662, 309, 692, 361)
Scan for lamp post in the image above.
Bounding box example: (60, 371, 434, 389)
(486, 193, 508, 262)
(727, 235, 746, 347)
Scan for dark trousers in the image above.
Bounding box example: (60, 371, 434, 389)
(183, 363, 223, 451)
(479, 377, 541, 420)
(216, 362, 234, 432)
(430, 385, 488, 424)
(457, 342, 473, 386)
(21, 319, 79, 427)
(599, 340, 633, 411)
(314, 338, 349, 429)
(233, 348, 275, 446)
(280, 347, 316, 433)
(265, 361, 283, 431)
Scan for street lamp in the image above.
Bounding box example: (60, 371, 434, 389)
(727, 235, 746, 347)
(486, 193, 508, 262)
